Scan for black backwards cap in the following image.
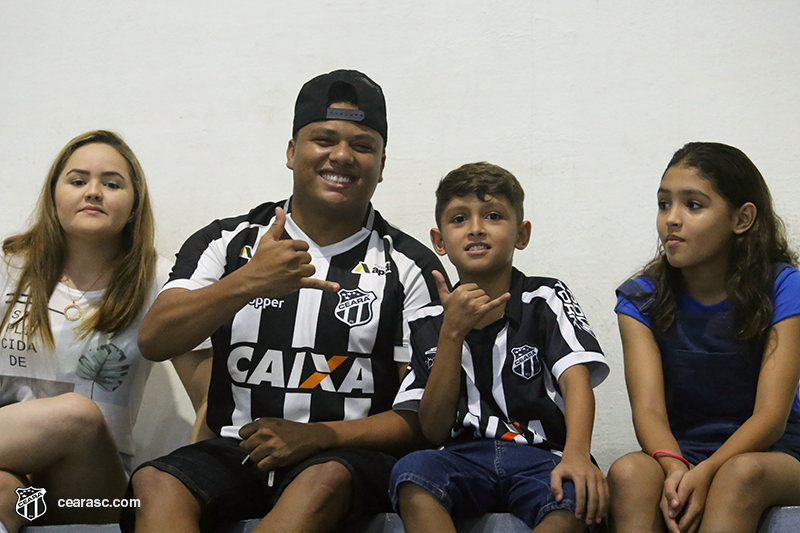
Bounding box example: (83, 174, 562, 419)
(293, 69, 388, 145)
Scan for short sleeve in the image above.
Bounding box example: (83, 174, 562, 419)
(536, 280, 609, 387)
(388, 237, 445, 363)
(155, 255, 212, 351)
(392, 305, 443, 412)
(614, 277, 655, 329)
(772, 267, 800, 325)
(162, 220, 230, 293)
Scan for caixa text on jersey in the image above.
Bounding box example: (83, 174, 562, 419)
(227, 347, 374, 393)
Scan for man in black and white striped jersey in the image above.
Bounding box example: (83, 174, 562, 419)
(123, 70, 444, 533)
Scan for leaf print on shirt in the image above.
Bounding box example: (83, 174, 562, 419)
(76, 344, 130, 398)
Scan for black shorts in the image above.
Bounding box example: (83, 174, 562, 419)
(120, 437, 397, 532)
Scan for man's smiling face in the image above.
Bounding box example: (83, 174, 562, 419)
(287, 102, 385, 220)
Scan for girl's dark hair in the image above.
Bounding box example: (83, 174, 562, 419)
(641, 142, 797, 340)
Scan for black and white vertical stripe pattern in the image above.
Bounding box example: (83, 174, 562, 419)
(394, 268, 608, 452)
(164, 199, 443, 438)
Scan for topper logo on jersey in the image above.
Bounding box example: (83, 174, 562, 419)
(554, 281, 595, 335)
(228, 348, 374, 393)
(511, 345, 540, 380)
(351, 261, 392, 276)
(16, 487, 47, 521)
(335, 289, 377, 327)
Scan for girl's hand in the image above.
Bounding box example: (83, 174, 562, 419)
(674, 463, 714, 533)
(660, 467, 687, 533)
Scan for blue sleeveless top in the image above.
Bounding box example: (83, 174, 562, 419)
(616, 264, 800, 443)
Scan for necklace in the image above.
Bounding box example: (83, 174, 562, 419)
(62, 269, 110, 322)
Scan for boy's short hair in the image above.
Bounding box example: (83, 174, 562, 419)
(435, 162, 525, 228)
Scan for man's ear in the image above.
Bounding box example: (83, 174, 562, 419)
(516, 221, 532, 250)
(378, 150, 386, 183)
(286, 139, 295, 170)
(430, 228, 447, 256)
(733, 202, 757, 235)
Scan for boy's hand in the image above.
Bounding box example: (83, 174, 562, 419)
(433, 270, 509, 338)
(550, 454, 609, 526)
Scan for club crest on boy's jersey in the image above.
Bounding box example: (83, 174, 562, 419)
(335, 289, 377, 327)
(351, 261, 392, 276)
(511, 345, 540, 380)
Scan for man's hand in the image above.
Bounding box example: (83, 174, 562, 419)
(433, 270, 509, 339)
(241, 207, 340, 298)
(551, 454, 609, 525)
(239, 418, 337, 470)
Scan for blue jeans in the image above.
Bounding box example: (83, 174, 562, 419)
(389, 440, 577, 528)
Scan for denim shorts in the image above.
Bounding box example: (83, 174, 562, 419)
(120, 437, 397, 533)
(389, 439, 577, 529)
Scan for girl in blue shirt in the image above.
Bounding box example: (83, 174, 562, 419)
(608, 142, 800, 533)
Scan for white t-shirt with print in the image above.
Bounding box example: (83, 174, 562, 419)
(0, 256, 173, 468)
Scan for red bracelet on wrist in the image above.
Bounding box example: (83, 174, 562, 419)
(652, 449, 691, 468)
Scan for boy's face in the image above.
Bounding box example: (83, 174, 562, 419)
(431, 193, 530, 280)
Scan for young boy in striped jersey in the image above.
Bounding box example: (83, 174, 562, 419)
(390, 162, 610, 532)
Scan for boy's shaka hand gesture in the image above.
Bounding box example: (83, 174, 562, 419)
(433, 270, 510, 339)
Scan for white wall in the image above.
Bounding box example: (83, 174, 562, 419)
(2, 1, 799, 471)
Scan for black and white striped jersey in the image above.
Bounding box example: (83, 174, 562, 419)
(164, 198, 443, 438)
(394, 268, 608, 452)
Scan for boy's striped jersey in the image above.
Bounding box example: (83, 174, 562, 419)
(394, 268, 608, 451)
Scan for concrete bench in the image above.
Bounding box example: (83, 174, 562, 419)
(20, 507, 800, 532)
(20, 515, 529, 533)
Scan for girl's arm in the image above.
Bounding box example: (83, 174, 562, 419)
(619, 314, 686, 471)
(170, 347, 214, 443)
(619, 313, 689, 533)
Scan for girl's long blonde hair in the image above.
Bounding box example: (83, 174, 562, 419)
(1, 130, 156, 346)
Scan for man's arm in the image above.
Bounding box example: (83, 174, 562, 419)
(138, 208, 339, 361)
(239, 362, 425, 470)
